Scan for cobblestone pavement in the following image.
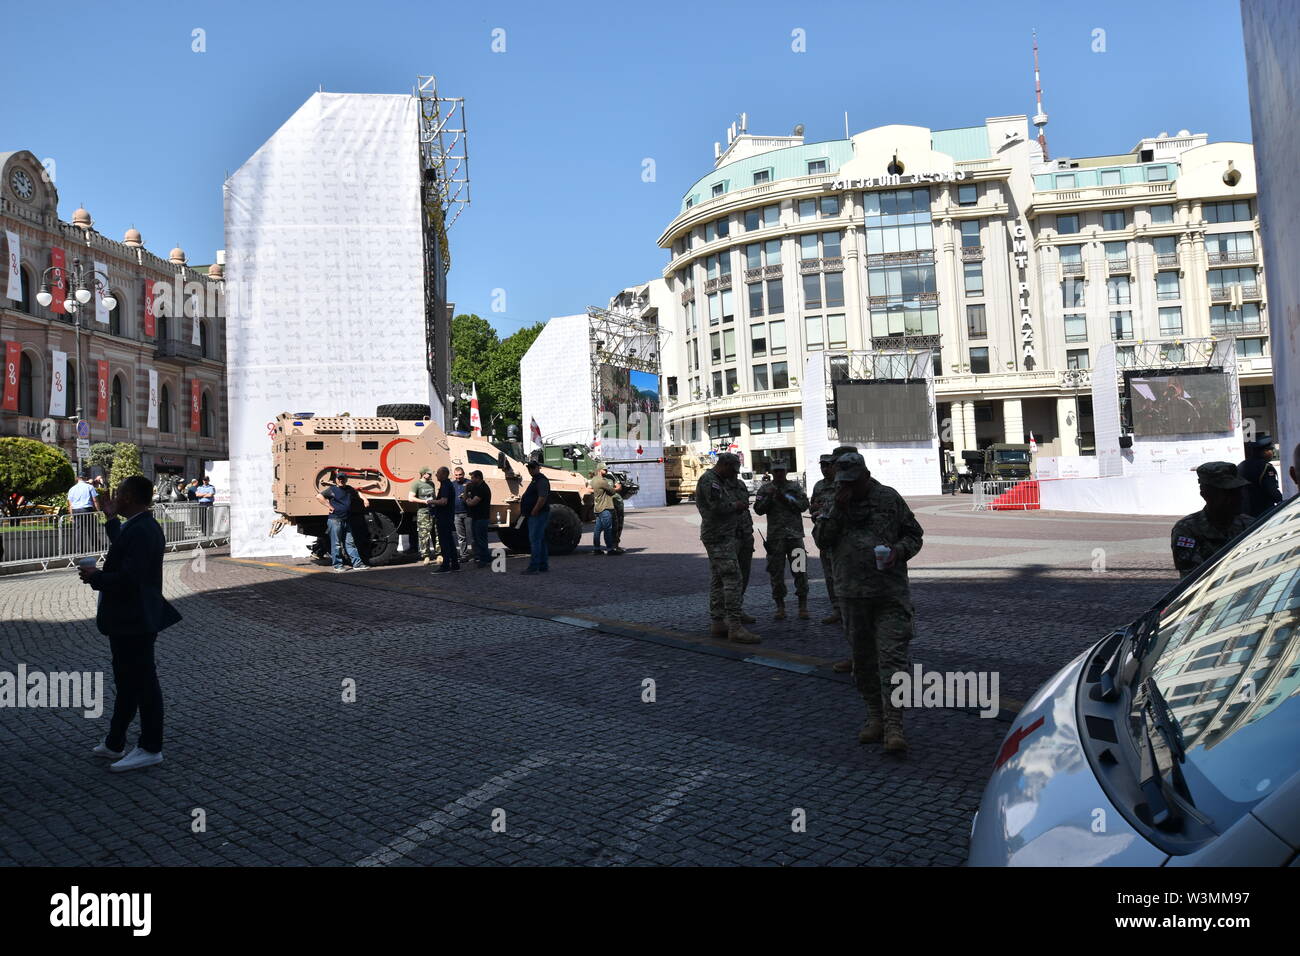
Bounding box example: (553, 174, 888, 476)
(0, 497, 1182, 866)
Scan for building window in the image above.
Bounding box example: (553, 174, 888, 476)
(750, 324, 766, 357)
(1154, 235, 1177, 261)
(766, 278, 784, 314)
(1064, 315, 1088, 343)
(798, 198, 817, 221)
(723, 328, 736, 363)
(1066, 349, 1090, 370)
(1210, 303, 1261, 332)
(770, 361, 789, 389)
(66, 360, 77, 416)
(1055, 174, 1076, 189)
(822, 230, 841, 257)
(957, 184, 977, 206)
(805, 314, 823, 350)
(18, 353, 34, 415)
(968, 348, 990, 375)
(16, 266, 33, 313)
(753, 364, 768, 391)
(1104, 241, 1127, 265)
(1204, 200, 1252, 223)
(1117, 346, 1136, 367)
(752, 169, 771, 185)
(159, 384, 172, 432)
(807, 159, 828, 175)
(1107, 276, 1131, 305)
(1059, 244, 1083, 270)
(963, 262, 983, 296)
(1208, 267, 1258, 296)
(1146, 165, 1170, 182)
(966, 304, 987, 338)
(1150, 204, 1174, 225)
(711, 183, 725, 197)
(667, 376, 677, 400)
(1102, 210, 1127, 231)
(108, 295, 123, 336)
(749, 410, 795, 433)
(1056, 213, 1079, 234)
(1100, 169, 1122, 186)
(1238, 338, 1267, 358)
(712, 370, 722, 395)
(769, 319, 786, 355)
(708, 415, 741, 440)
(1156, 271, 1180, 300)
(110, 375, 125, 428)
(1062, 279, 1085, 309)
(1163, 344, 1186, 363)
(826, 313, 846, 348)
(710, 332, 721, 365)
(1206, 231, 1255, 259)
(199, 321, 211, 358)
(1111, 311, 1134, 340)
(1158, 307, 1183, 336)
(960, 220, 980, 248)
(725, 368, 738, 394)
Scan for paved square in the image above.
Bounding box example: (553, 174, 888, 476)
(0, 498, 1181, 865)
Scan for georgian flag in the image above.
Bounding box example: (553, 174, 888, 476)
(469, 383, 482, 436)
(529, 417, 542, 448)
(591, 431, 602, 457)
(1028, 431, 1037, 454)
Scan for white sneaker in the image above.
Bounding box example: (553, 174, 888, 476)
(109, 746, 164, 773)
(92, 739, 125, 759)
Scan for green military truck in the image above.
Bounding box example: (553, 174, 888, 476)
(955, 443, 1032, 492)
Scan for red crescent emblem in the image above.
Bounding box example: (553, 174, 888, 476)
(379, 437, 414, 483)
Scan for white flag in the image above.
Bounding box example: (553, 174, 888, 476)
(147, 369, 159, 429)
(5, 231, 21, 301)
(49, 349, 67, 417)
(94, 260, 110, 324)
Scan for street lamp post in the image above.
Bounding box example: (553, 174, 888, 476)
(35, 253, 115, 471)
(1061, 368, 1088, 451)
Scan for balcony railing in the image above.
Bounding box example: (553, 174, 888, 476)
(866, 250, 935, 267)
(680, 287, 695, 305)
(871, 334, 941, 350)
(743, 264, 783, 282)
(1107, 258, 1132, 275)
(797, 256, 845, 275)
(1206, 249, 1257, 266)
(1211, 321, 1267, 335)
(1061, 261, 1085, 276)
(960, 245, 984, 261)
(155, 340, 209, 362)
(1155, 253, 1179, 268)
(1210, 284, 1262, 303)
(703, 275, 733, 293)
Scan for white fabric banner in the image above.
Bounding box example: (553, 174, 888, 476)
(94, 260, 109, 324)
(5, 231, 21, 301)
(49, 349, 67, 417)
(191, 309, 202, 346)
(147, 368, 159, 429)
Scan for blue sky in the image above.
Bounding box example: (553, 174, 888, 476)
(7, 0, 1251, 336)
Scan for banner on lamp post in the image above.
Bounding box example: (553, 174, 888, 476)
(49, 349, 67, 417)
(93, 261, 109, 324)
(147, 369, 158, 429)
(5, 231, 21, 302)
(190, 378, 201, 432)
(96, 360, 109, 422)
(143, 279, 156, 337)
(2, 341, 20, 411)
(49, 247, 67, 314)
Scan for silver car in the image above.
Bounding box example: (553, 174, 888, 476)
(969, 495, 1300, 866)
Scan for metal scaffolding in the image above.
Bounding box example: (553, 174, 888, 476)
(587, 303, 668, 441)
(822, 348, 936, 442)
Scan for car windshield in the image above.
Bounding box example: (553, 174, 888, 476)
(994, 450, 1029, 463)
(1128, 496, 1300, 831)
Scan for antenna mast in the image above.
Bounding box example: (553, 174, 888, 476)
(1032, 30, 1049, 160)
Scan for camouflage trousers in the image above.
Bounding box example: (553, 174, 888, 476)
(766, 535, 809, 602)
(416, 509, 437, 556)
(820, 548, 839, 616)
(736, 532, 754, 592)
(841, 596, 914, 729)
(705, 539, 745, 624)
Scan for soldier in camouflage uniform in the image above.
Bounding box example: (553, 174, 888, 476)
(1171, 461, 1254, 578)
(696, 452, 761, 644)
(754, 460, 810, 620)
(731, 475, 759, 625)
(810, 452, 852, 672)
(408, 467, 438, 565)
(817, 452, 924, 754)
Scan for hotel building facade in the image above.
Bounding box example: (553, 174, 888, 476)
(654, 117, 1273, 476)
(2, 149, 228, 482)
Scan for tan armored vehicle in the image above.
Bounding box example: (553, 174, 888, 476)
(270, 403, 593, 565)
(663, 444, 709, 504)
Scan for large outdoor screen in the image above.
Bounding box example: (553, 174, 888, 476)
(597, 364, 660, 438)
(1128, 371, 1232, 437)
(833, 380, 933, 443)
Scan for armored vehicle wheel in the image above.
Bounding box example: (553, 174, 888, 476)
(546, 503, 583, 556)
(495, 525, 530, 554)
(375, 403, 431, 421)
(666, 492, 680, 505)
(363, 511, 401, 565)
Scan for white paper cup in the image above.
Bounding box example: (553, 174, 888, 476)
(874, 545, 890, 570)
(76, 557, 98, 570)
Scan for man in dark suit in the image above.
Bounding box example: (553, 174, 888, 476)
(78, 475, 181, 772)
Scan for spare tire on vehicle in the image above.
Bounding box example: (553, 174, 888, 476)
(545, 503, 583, 556)
(376, 403, 430, 421)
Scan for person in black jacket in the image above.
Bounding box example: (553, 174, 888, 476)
(77, 475, 182, 772)
(1238, 435, 1283, 518)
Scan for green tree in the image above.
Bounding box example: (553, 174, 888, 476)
(87, 442, 115, 476)
(0, 438, 76, 515)
(450, 312, 500, 427)
(487, 322, 545, 433)
(108, 442, 145, 496)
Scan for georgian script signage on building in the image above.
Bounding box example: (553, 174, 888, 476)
(830, 170, 967, 190)
(1009, 222, 1037, 370)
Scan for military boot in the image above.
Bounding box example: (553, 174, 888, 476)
(709, 618, 728, 639)
(740, 612, 757, 625)
(857, 720, 884, 744)
(883, 714, 907, 754)
(797, 597, 810, 620)
(821, 611, 841, 625)
(728, 621, 761, 644)
(774, 601, 786, 621)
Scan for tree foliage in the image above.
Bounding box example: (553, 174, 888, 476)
(450, 314, 546, 435)
(0, 438, 76, 514)
(87, 442, 116, 475)
(108, 442, 145, 495)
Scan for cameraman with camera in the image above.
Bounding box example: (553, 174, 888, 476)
(588, 464, 625, 555)
(753, 460, 809, 620)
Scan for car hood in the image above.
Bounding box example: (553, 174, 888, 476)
(967, 645, 1168, 866)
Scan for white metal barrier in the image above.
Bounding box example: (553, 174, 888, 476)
(0, 504, 230, 570)
(972, 480, 1040, 512)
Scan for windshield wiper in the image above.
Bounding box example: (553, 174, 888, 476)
(1133, 679, 1200, 831)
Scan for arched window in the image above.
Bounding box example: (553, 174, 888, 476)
(200, 389, 213, 438)
(65, 359, 77, 418)
(110, 374, 125, 428)
(159, 384, 172, 433)
(18, 353, 34, 415)
(18, 266, 34, 314)
(158, 312, 170, 342)
(199, 320, 210, 358)
(108, 290, 123, 336)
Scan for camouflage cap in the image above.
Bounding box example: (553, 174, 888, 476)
(716, 452, 740, 468)
(831, 444, 858, 459)
(419, 467, 433, 477)
(834, 451, 867, 482)
(818, 453, 836, 465)
(1196, 461, 1248, 489)
(771, 459, 790, 471)
(525, 459, 541, 469)
(1248, 434, 1274, 449)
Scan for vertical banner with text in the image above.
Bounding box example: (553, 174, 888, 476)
(49, 247, 67, 314)
(94, 260, 109, 324)
(2, 341, 20, 411)
(4, 231, 21, 302)
(147, 369, 158, 429)
(143, 279, 156, 337)
(49, 349, 67, 417)
(190, 378, 201, 432)
(96, 361, 109, 422)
